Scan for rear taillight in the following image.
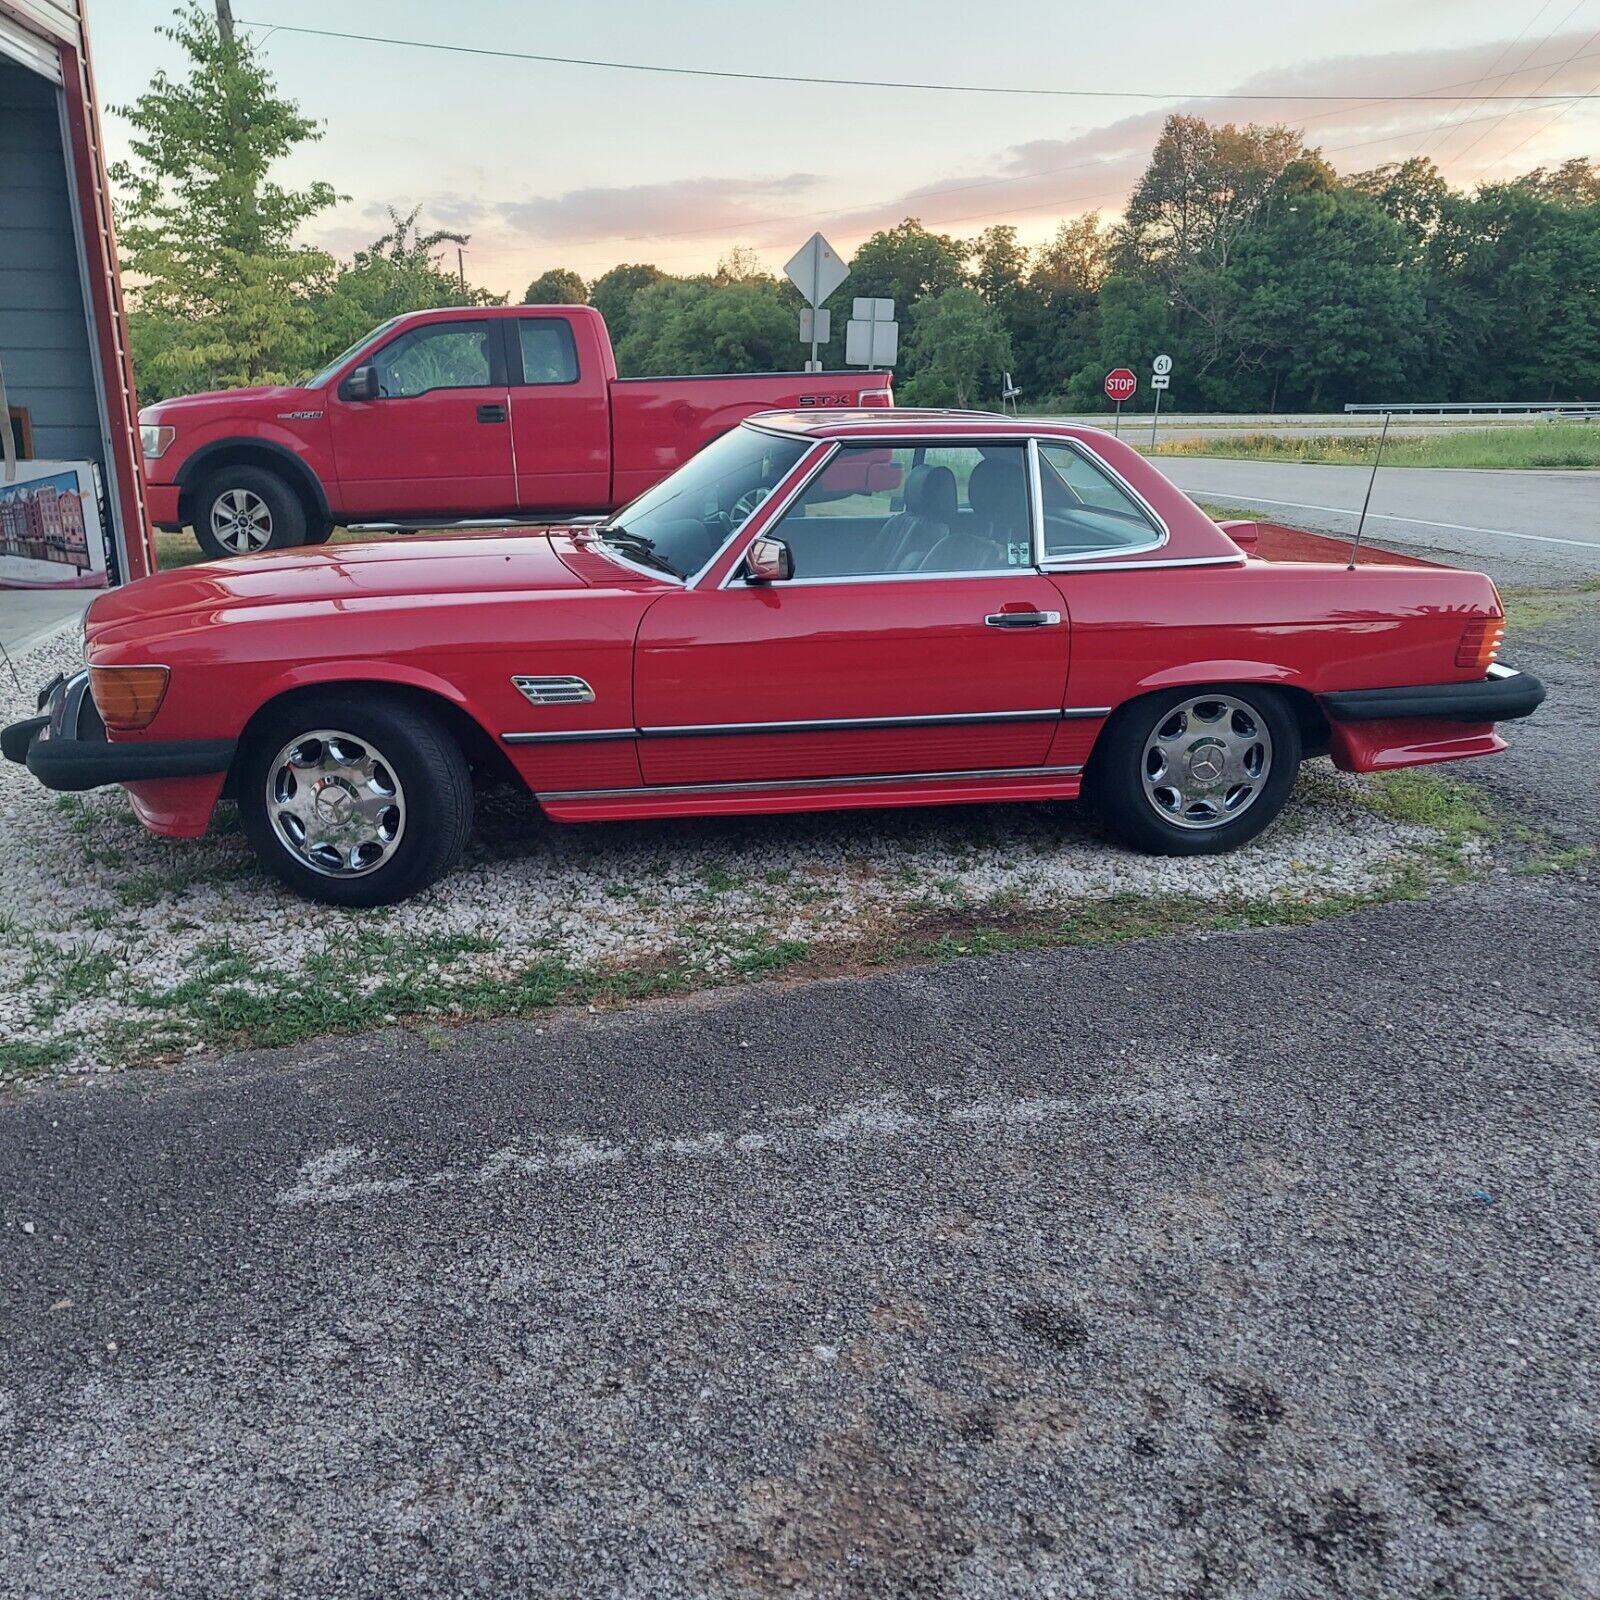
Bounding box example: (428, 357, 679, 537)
(857, 387, 893, 409)
(1456, 617, 1505, 672)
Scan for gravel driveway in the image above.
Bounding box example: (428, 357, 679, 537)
(1, 626, 1479, 1084)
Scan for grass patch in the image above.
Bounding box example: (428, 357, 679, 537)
(1354, 770, 1498, 849)
(1145, 423, 1600, 471)
(0, 1038, 72, 1080)
(1500, 578, 1600, 634)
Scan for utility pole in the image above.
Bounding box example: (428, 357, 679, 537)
(457, 247, 467, 296)
(215, 0, 235, 44)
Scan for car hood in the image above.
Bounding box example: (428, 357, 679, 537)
(139, 384, 323, 422)
(88, 532, 595, 636)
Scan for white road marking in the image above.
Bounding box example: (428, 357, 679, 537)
(1189, 490, 1599, 549)
(274, 1076, 1224, 1208)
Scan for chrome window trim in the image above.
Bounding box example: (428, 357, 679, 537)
(1036, 437, 1170, 563)
(537, 763, 1086, 803)
(1027, 437, 1047, 568)
(500, 706, 1111, 747)
(709, 440, 841, 590)
(1042, 553, 1245, 574)
(725, 566, 1039, 590)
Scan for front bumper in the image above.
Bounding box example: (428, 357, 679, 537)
(145, 481, 183, 530)
(1320, 663, 1546, 724)
(2, 670, 235, 793)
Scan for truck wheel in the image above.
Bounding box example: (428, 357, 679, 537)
(1087, 686, 1301, 855)
(238, 690, 474, 907)
(193, 465, 306, 558)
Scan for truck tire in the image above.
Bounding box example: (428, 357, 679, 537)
(192, 465, 307, 559)
(1086, 685, 1301, 855)
(238, 689, 474, 907)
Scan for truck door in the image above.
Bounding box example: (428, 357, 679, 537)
(328, 317, 514, 518)
(506, 313, 612, 515)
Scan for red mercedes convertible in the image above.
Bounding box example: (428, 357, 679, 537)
(4, 411, 1543, 905)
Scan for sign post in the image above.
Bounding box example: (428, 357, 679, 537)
(784, 233, 849, 373)
(1104, 367, 1137, 436)
(1150, 353, 1172, 446)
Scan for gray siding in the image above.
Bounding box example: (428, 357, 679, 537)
(0, 59, 101, 468)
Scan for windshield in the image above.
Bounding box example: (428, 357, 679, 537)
(597, 424, 810, 580)
(300, 318, 402, 388)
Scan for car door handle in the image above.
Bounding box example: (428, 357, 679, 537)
(984, 610, 1062, 628)
(476, 403, 507, 423)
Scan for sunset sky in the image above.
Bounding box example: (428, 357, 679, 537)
(89, 0, 1600, 296)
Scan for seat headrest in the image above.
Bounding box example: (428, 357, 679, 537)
(904, 463, 958, 526)
(967, 455, 1028, 530)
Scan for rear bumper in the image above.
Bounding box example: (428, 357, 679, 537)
(2, 670, 235, 792)
(1319, 664, 1545, 724)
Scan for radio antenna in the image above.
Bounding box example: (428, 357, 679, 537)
(1348, 411, 1392, 570)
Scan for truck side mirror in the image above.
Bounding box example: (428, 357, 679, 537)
(340, 365, 380, 402)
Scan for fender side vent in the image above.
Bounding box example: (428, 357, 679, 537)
(513, 675, 596, 706)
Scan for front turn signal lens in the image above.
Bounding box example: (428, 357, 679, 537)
(1456, 617, 1505, 672)
(89, 665, 170, 730)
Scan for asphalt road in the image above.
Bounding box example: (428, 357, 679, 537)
(1, 611, 1596, 1598)
(1158, 458, 1600, 587)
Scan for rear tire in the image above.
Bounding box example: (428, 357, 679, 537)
(238, 690, 474, 906)
(1087, 685, 1301, 855)
(193, 465, 306, 559)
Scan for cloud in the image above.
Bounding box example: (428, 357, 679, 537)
(496, 172, 824, 242)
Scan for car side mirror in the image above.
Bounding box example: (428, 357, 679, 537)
(745, 536, 793, 583)
(340, 364, 380, 402)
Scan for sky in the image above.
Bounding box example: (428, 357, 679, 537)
(86, 0, 1600, 297)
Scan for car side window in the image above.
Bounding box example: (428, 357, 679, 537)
(517, 318, 580, 385)
(1037, 441, 1162, 558)
(765, 443, 1034, 580)
(369, 322, 494, 398)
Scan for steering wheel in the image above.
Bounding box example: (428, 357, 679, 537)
(731, 485, 772, 524)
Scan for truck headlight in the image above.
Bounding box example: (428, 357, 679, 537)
(140, 424, 176, 459)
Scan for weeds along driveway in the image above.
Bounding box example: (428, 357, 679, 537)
(0, 626, 1508, 1086)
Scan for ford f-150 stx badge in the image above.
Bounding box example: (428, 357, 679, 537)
(5, 411, 1544, 906)
(138, 305, 893, 558)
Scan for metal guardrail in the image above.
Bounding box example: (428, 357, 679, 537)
(1345, 401, 1600, 415)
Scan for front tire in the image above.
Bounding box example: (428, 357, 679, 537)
(1087, 686, 1301, 855)
(193, 465, 306, 559)
(238, 691, 473, 906)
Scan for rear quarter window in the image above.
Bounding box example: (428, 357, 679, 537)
(517, 319, 580, 386)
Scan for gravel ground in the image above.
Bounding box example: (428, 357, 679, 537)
(1, 626, 1463, 1080)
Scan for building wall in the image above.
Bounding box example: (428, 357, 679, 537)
(0, 56, 103, 469)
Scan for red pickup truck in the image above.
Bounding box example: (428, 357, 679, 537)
(137, 305, 892, 558)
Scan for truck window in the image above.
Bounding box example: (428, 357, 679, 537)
(516, 319, 580, 385)
(369, 322, 495, 398)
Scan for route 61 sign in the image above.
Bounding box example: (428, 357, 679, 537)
(1152, 353, 1173, 377)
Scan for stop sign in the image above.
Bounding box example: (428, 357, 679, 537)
(1105, 368, 1138, 403)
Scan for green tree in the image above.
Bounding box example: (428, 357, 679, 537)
(616, 278, 799, 376)
(308, 207, 501, 361)
(1009, 214, 1110, 399)
(523, 267, 588, 304)
(1065, 275, 1171, 409)
(589, 263, 667, 348)
(111, 4, 341, 398)
(898, 287, 1012, 408)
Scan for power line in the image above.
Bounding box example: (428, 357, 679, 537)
(234, 19, 1599, 102)
(1420, 0, 1555, 154)
(1452, 18, 1600, 161)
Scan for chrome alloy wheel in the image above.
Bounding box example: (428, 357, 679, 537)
(266, 729, 406, 877)
(210, 487, 274, 554)
(1140, 694, 1274, 831)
